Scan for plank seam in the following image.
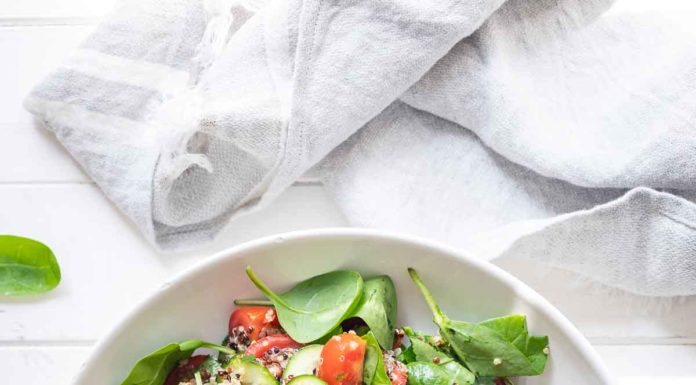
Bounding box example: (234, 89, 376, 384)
(0, 340, 96, 347)
(0, 17, 99, 27)
(0, 179, 323, 186)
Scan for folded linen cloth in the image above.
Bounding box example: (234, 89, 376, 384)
(26, 0, 696, 296)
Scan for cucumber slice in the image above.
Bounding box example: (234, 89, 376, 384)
(224, 355, 279, 385)
(282, 345, 323, 383)
(287, 375, 329, 385)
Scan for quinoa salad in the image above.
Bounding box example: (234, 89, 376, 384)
(119, 267, 549, 385)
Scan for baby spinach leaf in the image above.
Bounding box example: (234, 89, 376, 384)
(473, 378, 510, 385)
(404, 329, 474, 385)
(246, 266, 364, 343)
(0, 235, 61, 295)
(120, 340, 235, 385)
(362, 332, 393, 385)
(396, 345, 416, 364)
(407, 362, 466, 385)
(441, 316, 548, 377)
(348, 276, 397, 349)
(408, 268, 549, 377)
(313, 325, 344, 344)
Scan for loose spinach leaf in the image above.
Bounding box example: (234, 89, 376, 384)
(0, 235, 61, 295)
(362, 332, 393, 385)
(245, 266, 364, 343)
(408, 268, 549, 377)
(120, 340, 235, 385)
(348, 276, 397, 349)
(404, 328, 474, 385)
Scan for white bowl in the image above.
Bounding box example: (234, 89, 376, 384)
(72, 228, 615, 385)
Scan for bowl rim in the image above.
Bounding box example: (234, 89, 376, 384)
(72, 227, 616, 384)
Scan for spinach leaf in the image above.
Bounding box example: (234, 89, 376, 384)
(362, 332, 392, 385)
(404, 328, 474, 385)
(313, 325, 344, 344)
(120, 340, 235, 385)
(408, 268, 549, 377)
(245, 266, 364, 343)
(473, 378, 510, 385)
(349, 276, 397, 349)
(0, 235, 61, 295)
(396, 345, 416, 364)
(407, 362, 463, 385)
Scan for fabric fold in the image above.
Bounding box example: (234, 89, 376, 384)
(25, 0, 696, 296)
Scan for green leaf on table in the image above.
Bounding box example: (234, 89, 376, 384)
(349, 275, 397, 349)
(245, 266, 364, 343)
(404, 328, 474, 385)
(0, 235, 61, 295)
(408, 268, 549, 377)
(362, 332, 393, 385)
(120, 340, 235, 385)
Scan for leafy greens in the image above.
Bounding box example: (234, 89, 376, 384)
(119, 340, 235, 385)
(0, 235, 61, 295)
(245, 266, 364, 343)
(348, 275, 398, 349)
(362, 332, 393, 385)
(403, 328, 475, 385)
(408, 268, 549, 377)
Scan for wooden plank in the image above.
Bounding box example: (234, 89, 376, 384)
(0, 0, 114, 21)
(0, 184, 346, 341)
(0, 346, 91, 385)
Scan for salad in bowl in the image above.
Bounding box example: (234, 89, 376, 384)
(120, 266, 548, 385)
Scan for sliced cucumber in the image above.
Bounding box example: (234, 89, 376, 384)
(224, 355, 279, 385)
(282, 345, 323, 383)
(287, 375, 328, 385)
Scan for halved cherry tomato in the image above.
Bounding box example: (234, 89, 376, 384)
(245, 334, 303, 358)
(163, 354, 208, 385)
(229, 306, 281, 341)
(317, 333, 367, 385)
(384, 353, 408, 385)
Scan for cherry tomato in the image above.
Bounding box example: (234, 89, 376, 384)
(384, 353, 408, 385)
(229, 306, 281, 341)
(245, 334, 303, 358)
(317, 333, 367, 385)
(163, 355, 207, 385)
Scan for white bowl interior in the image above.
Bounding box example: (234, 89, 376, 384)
(73, 230, 614, 385)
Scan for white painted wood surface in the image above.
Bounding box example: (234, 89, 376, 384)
(1, 1, 695, 384)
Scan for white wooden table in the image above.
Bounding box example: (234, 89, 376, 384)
(1, 1, 695, 384)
